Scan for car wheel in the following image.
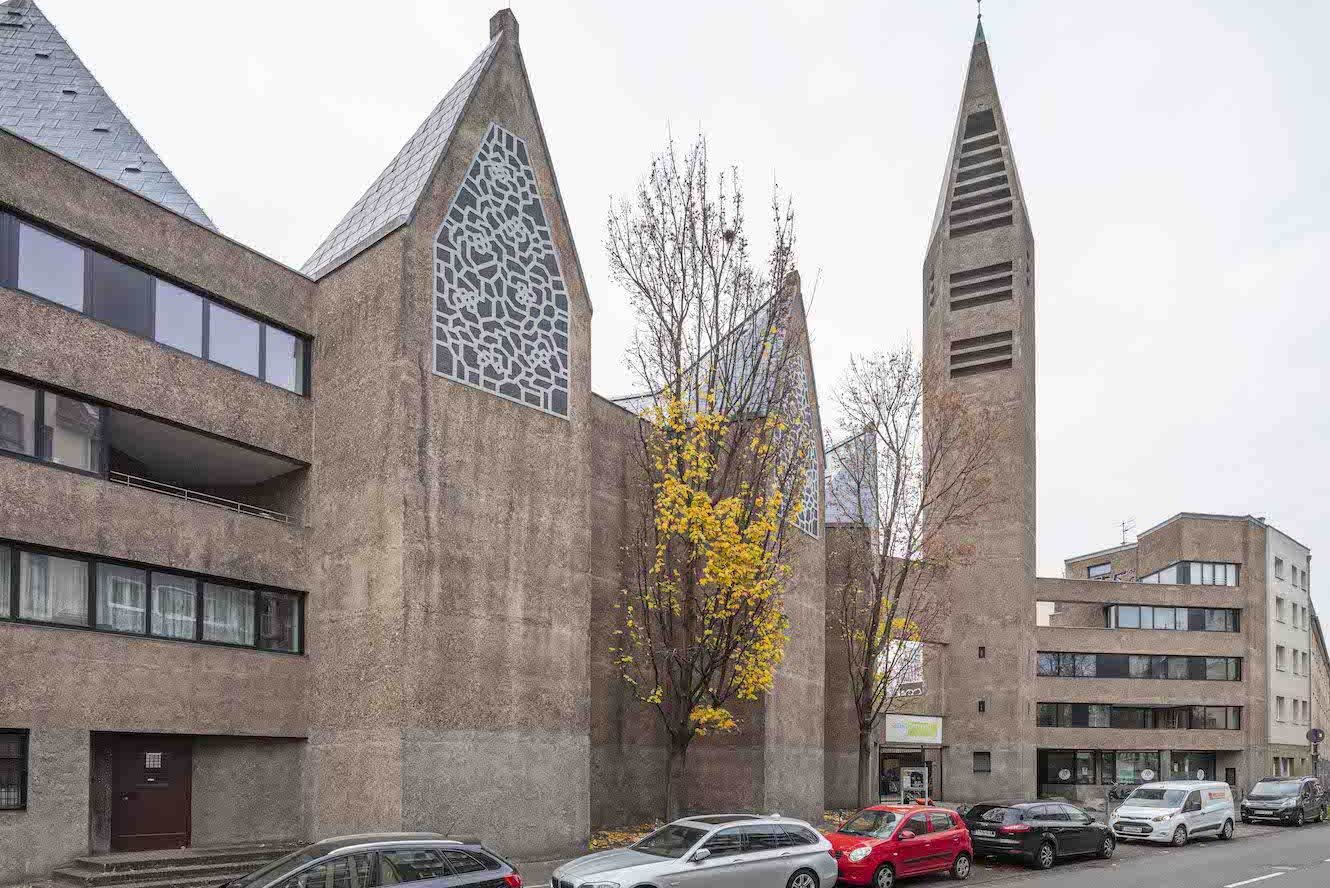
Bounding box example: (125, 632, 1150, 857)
(872, 864, 896, 888)
(1295, 808, 1306, 827)
(787, 869, 819, 888)
(1098, 834, 1116, 859)
(1034, 841, 1055, 870)
(1171, 826, 1187, 847)
(951, 852, 972, 880)
(1219, 819, 1234, 840)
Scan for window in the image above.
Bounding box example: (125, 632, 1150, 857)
(1089, 704, 1111, 727)
(277, 854, 371, 888)
(1129, 655, 1152, 678)
(1293, 606, 1301, 629)
(42, 394, 103, 473)
(978, 646, 986, 659)
(96, 563, 146, 633)
(18, 222, 83, 310)
(901, 813, 930, 837)
(1276, 697, 1287, 721)
(1118, 605, 1141, 629)
(1037, 703, 1058, 727)
(1277, 598, 1286, 622)
(973, 751, 991, 773)
(0, 379, 36, 456)
(1277, 646, 1287, 671)
(703, 827, 745, 858)
(1107, 605, 1237, 632)
(208, 303, 261, 376)
(154, 280, 203, 356)
(88, 252, 153, 337)
(1036, 652, 1240, 681)
(258, 590, 300, 652)
(1074, 654, 1097, 677)
(19, 551, 88, 625)
(1088, 562, 1111, 579)
(1140, 561, 1238, 586)
(203, 583, 255, 646)
(437, 851, 488, 875)
(152, 573, 197, 639)
(740, 824, 789, 852)
(781, 825, 821, 846)
(1275, 557, 1285, 579)
(0, 730, 27, 810)
(264, 325, 305, 394)
(978, 700, 986, 713)
(930, 812, 955, 831)
(1153, 607, 1176, 631)
(0, 546, 9, 619)
(378, 850, 450, 884)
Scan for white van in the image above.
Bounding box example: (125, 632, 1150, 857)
(1109, 780, 1236, 845)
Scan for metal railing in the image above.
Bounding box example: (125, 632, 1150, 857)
(108, 471, 291, 524)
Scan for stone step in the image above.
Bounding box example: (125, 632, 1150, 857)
(52, 869, 256, 888)
(64, 844, 303, 874)
(52, 859, 272, 887)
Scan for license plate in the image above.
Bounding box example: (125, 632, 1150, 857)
(974, 829, 996, 837)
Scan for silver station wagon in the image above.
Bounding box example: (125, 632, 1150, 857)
(552, 814, 838, 888)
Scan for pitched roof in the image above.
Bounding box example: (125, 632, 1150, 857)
(0, 0, 213, 228)
(300, 33, 502, 279)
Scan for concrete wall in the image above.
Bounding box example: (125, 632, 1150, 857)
(0, 730, 89, 884)
(1266, 526, 1313, 749)
(191, 737, 306, 846)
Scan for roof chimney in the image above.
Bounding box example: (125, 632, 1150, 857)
(490, 8, 518, 41)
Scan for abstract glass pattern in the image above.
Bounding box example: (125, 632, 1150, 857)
(791, 353, 819, 538)
(433, 123, 570, 417)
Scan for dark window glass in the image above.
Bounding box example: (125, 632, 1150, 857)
(1152, 655, 1168, 679)
(974, 751, 991, 773)
(378, 850, 449, 884)
(151, 573, 197, 640)
(0, 379, 37, 456)
(1229, 658, 1242, 681)
(1129, 655, 1152, 678)
(19, 551, 88, 625)
(1118, 605, 1140, 628)
(1089, 705, 1110, 728)
(1111, 707, 1148, 729)
(930, 812, 954, 831)
(1204, 609, 1227, 632)
(208, 303, 260, 376)
(202, 583, 254, 645)
(1099, 654, 1128, 678)
(0, 546, 10, 619)
(1187, 608, 1206, 631)
(96, 563, 146, 633)
(1058, 655, 1076, 677)
(1037, 704, 1058, 727)
(18, 222, 83, 310)
(741, 824, 786, 851)
(264, 325, 305, 394)
(1205, 657, 1227, 681)
(258, 590, 300, 652)
(703, 827, 745, 858)
(1101, 752, 1116, 783)
(88, 252, 153, 337)
(155, 280, 203, 356)
(0, 731, 27, 810)
(1070, 704, 1089, 728)
(438, 851, 486, 875)
(781, 825, 821, 846)
(1037, 652, 1058, 676)
(1227, 708, 1241, 730)
(1168, 657, 1189, 680)
(278, 853, 371, 888)
(1075, 654, 1097, 677)
(41, 394, 103, 473)
(1057, 704, 1073, 727)
(1040, 805, 1069, 822)
(901, 813, 930, 837)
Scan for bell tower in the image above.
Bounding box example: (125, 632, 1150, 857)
(923, 16, 1038, 800)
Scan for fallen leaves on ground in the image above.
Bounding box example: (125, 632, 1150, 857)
(589, 823, 661, 851)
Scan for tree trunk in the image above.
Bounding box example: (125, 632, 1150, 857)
(857, 725, 874, 809)
(665, 734, 690, 821)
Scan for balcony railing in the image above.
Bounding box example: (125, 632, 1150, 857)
(108, 471, 291, 524)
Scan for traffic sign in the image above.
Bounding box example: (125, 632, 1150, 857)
(1309, 728, 1325, 744)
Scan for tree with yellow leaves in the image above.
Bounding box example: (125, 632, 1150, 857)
(826, 345, 996, 807)
(606, 135, 812, 820)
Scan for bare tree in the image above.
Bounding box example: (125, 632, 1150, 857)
(605, 134, 815, 819)
(826, 344, 996, 807)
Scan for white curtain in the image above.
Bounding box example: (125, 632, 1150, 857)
(203, 583, 254, 645)
(97, 565, 146, 632)
(20, 552, 87, 625)
(152, 576, 196, 639)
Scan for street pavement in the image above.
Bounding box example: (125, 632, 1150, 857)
(522, 820, 1330, 887)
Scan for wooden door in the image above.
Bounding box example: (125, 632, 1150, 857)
(110, 735, 192, 851)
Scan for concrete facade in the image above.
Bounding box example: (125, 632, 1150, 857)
(0, 5, 827, 880)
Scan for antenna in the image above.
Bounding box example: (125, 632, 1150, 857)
(977, 0, 983, 22)
(1120, 519, 1137, 545)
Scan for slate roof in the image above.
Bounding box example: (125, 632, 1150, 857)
(0, 0, 214, 228)
(300, 33, 502, 279)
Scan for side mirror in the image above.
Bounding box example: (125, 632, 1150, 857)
(898, 830, 916, 841)
(691, 848, 711, 863)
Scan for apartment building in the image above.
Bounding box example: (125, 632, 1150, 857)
(0, 2, 828, 880)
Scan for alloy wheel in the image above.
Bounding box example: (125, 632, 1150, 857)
(791, 872, 818, 888)
(1038, 843, 1054, 869)
(1220, 820, 1234, 840)
(953, 853, 972, 879)
(874, 865, 895, 888)
(1295, 809, 1305, 827)
(1101, 836, 1115, 858)
(1172, 826, 1187, 846)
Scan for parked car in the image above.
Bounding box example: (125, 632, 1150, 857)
(223, 833, 522, 888)
(1240, 776, 1326, 826)
(552, 814, 838, 888)
(961, 801, 1113, 870)
(1109, 780, 1236, 846)
(826, 804, 972, 887)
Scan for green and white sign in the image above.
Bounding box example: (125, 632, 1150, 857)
(881, 714, 943, 745)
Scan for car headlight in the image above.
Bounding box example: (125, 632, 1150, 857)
(583, 883, 621, 888)
(1281, 798, 1296, 808)
(1151, 814, 1172, 822)
(848, 846, 872, 863)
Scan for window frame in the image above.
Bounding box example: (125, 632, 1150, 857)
(0, 728, 28, 811)
(0, 208, 311, 396)
(1036, 651, 1241, 681)
(973, 751, 992, 773)
(0, 537, 304, 655)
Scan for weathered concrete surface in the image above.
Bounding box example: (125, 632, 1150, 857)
(192, 737, 307, 846)
(0, 730, 89, 884)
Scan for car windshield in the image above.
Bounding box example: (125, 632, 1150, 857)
(1125, 788, 1187, 808)
(1251, 781, 1302, 798)
(633, 825, 706, 858)
(228, 846, 329, 888)
(839, 810, 899, 838)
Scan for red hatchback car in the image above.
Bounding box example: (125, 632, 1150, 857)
(828, 805, 972, 888)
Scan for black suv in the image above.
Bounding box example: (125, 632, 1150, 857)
(1240, 777, 1326, 826)
(961, 801, 1115, 870)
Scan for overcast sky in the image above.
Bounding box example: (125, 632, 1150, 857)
(37, 0, 1330, 615)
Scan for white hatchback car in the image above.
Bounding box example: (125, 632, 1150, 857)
(1110, 780, 1236, 846)
(552, 814, 839, 888)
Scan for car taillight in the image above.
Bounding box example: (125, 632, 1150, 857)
(502, 875, 522, 887)
(999, 824, 1032, 834)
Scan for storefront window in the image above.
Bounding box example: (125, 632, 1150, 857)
(1113, 751, 1160, 784)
